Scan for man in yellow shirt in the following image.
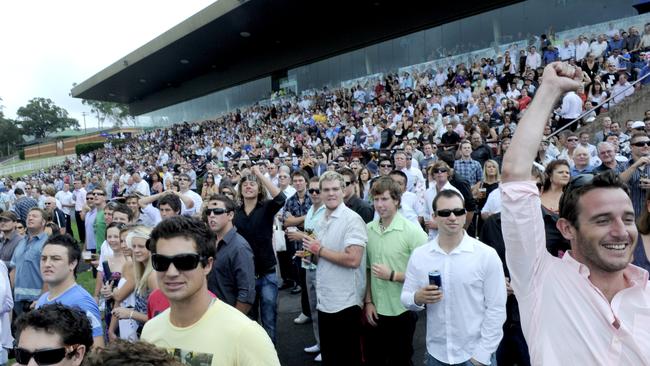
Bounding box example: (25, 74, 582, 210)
(141, 216, 280, 366)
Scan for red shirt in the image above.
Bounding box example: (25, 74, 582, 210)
(147, 289, 217, 319)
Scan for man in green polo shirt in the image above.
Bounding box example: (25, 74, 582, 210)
(363, 176, 428, 365)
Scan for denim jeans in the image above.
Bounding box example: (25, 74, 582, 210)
(426, 353, 497, 366)
(250, 272, 278, 344)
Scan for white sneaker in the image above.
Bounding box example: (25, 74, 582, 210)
(304, 344, 320, 353)
(293, 313, 311, 324)
(314, 353, 322, 362)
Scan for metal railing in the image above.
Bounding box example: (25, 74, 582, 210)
(0, 154, 76, 176)
(548, 71, 650, 139)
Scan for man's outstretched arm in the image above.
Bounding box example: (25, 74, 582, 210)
(502, 62, 583, 182)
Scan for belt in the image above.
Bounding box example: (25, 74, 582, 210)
(255, 265, 276, 279)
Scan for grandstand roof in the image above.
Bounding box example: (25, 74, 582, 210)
(71, 0, 519, 115)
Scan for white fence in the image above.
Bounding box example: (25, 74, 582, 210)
(0, 155, 76, 176)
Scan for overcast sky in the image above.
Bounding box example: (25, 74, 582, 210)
(0, 0, 215, 128)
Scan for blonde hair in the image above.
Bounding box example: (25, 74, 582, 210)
(319, 171, 346, 190)
(125, 226, 153, 294)
(482, 159, 501, 182)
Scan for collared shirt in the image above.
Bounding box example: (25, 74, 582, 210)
(234, 192, 286, 275)
(344, 195, 374, 224)
(454, 159, 483, 186)
(85, 209, 97, 251)
(316, 203, 368, 313)
(283, 192, 312, 226)
(398, 191, 425, 224)
(180, 189, 203, 216)
(569, 165, 595, 176)
(501, 181, 650, 365)
(12, 196, 38, 223)
(401, 232, 506, 365)
(620, 159, 646, 217)
(560, 92, 583, 119)
(367, 213, 427, 316)
(207, 227, 256, 306)
(0, 230, 23, 263)
(73, 188, 87, 211)
(135, 205, 162, 228)
(10, 232, 49, 302)
(304, 204, 326, 235)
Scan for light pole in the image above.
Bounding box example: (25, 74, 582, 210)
(82, 112, 87, 134)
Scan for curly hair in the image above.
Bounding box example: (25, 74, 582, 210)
(82, 339, 183, 366)
(15, 303, 93, 351)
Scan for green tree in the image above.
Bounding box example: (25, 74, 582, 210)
(0, 109, 23, 156)
(81, 99, 135, 128)
(16, 98, 79, 139)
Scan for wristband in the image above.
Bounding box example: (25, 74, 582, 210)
(129, 310, 134, 320)
(317, 246, 323, 256)
(389, 270, 395, 282)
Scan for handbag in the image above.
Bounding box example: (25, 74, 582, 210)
(273, 219, 286, 252)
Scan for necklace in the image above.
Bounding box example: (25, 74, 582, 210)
(379, 220, 387, 233)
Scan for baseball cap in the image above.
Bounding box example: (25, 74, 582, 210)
(631, 121, 645, 130)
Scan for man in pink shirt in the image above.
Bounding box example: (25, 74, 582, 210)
(501, 61, 650, 365)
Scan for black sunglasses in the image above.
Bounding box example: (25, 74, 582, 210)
(344, 181, 353, 187)
(15, 347, 70, 365)
(380, 164, 392, 168)
(632, 140, 650, 147)
(205, 208, 229, 216)
(432, 168, 448, 174)
(308, 188, 320, 194)
(151, 253, 205, 272)
(436, 208, 467, 217)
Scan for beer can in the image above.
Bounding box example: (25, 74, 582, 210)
(428, 270, 442, 288)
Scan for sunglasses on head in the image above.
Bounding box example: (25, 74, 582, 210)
(308, 188, 320, 194)
(632, 140, 650, 147)
(205, 208, 229, 216)
(436, 208, 466, 217)
(151, 253, 205, 272)
(14, 347, 72, 365)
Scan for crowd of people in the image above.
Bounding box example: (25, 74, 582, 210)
(1, 21, 650, 366)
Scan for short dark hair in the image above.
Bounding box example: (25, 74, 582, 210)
(291, 169, 309, 182)
(14, 188, 24, 195)
(112, 202, 133, 221)
(83, 339, 183, 366)
(206, 194, 236, 212)
(432, 190, 465, 212)
(559, 171, 630, 228)
(44, 234, 81, 276)
(15, 303, 93, 352)
(388, 170, 408, 187)
(149, 216, 216, 263)
(337, 167, 356, 183)
(158, 194, 181, 214)
(202, 194, 236, 223)
(370, 176, 402, 203)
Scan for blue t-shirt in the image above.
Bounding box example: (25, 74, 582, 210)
(36, 284, 103, 338)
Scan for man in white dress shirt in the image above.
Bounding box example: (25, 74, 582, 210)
(401, 189, 506, 366)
